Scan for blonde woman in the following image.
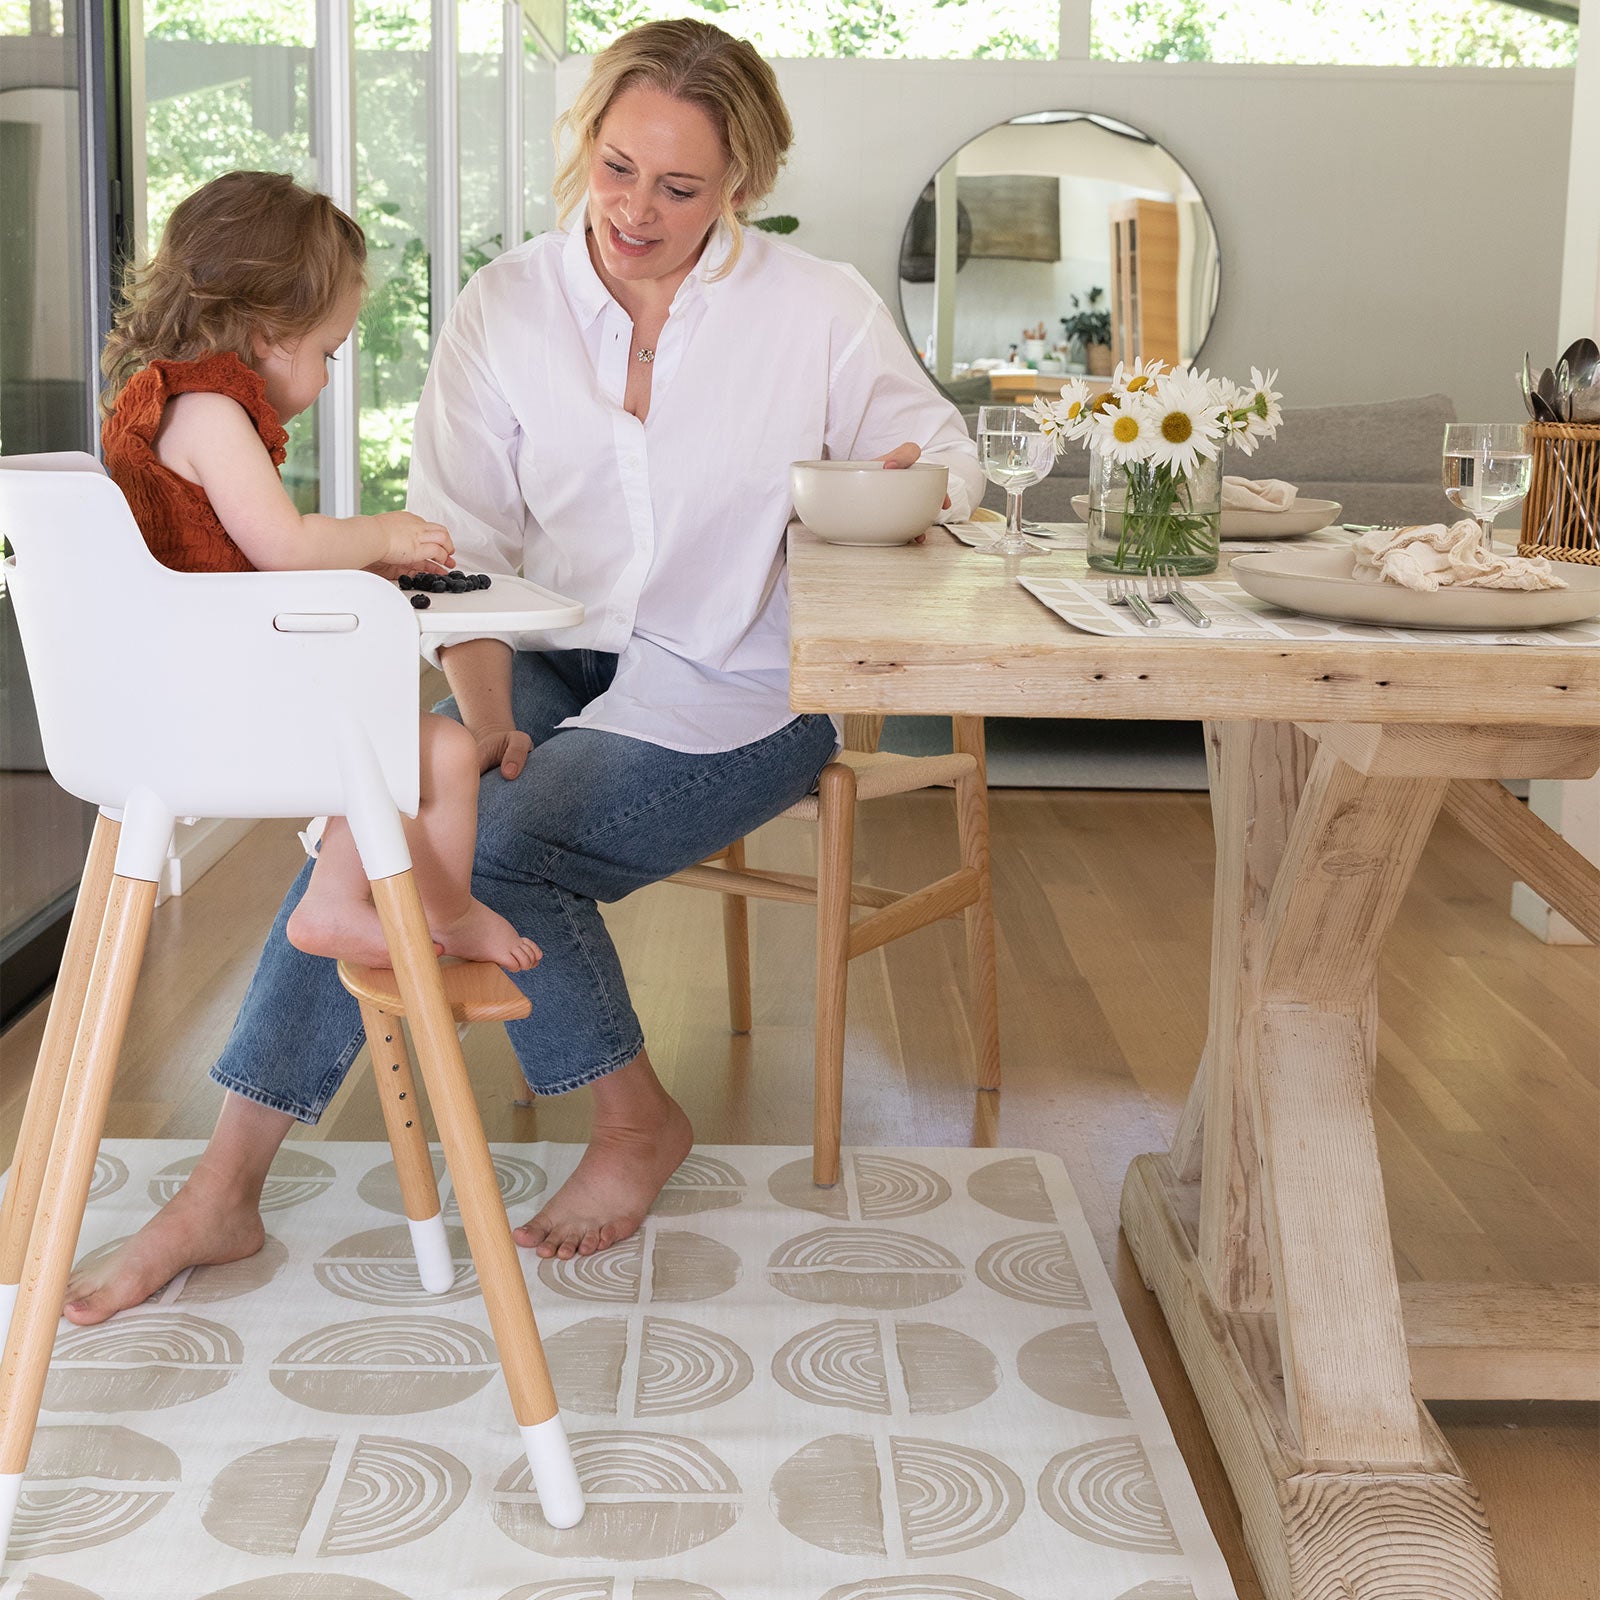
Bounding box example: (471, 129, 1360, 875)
(65, 18, 981, 1324)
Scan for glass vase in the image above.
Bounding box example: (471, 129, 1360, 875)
(1086, 447, 1222, 575)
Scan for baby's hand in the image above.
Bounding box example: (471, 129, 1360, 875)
(379, 512, 455, 574)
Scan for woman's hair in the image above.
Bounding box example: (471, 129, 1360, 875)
(552, 19, 793, 279)
(101, 170, 366, 414)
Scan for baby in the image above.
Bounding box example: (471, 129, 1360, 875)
(100, 169, 538, 974)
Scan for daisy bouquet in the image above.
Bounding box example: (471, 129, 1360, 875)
(1032, 362, 1284, 573)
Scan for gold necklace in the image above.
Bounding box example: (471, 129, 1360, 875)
(635, 347, 655, 364)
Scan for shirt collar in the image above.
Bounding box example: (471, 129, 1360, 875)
(561, 217, 740, 328)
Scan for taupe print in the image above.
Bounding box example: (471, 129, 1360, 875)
(498, 1582, 725, 1599)
(820, 1580, 1026, 1600)
(772, 1318, 998, 1414)
(44, 1312, 242, 1412)
(770, 1434, 1023, 1558)
(1038, 1436, 1183, 1554)
(203, 1434, 469, 1555)
(150, 1148, 335, 1212)
(11, 1142, 1234, 1597)
(270, 1317, 498, 1414)
(767, 1229, 964, 1308)
(11, 1426, 179, 1559)
(541, 1317, 752, 1416)
(965, 1155, 1057, 1223)
(1016, 1323, 1130, 1418)
(768, 1154, 950, 1220)
(317, 1225, 478, 1305)
(974, 1232, 1090, 1308)
(493, 1433, 741, 1559)
(647, 1154, 746, 1215)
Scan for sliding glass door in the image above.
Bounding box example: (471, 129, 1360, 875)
(0, 0, 101, 1022)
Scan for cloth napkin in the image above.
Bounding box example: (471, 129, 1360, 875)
(1221, 476, 1299, 511)
(1352, 520, 1567, 591)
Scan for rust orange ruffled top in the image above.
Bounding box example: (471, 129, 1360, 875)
(102, 351, 287, 574)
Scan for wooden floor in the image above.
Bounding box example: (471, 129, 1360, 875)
(2, 788, 1596, 1598)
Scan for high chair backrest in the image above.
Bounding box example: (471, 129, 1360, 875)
(0, 453, 420, 828)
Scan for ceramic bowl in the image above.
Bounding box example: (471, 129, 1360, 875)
(790, 461, 948, 546)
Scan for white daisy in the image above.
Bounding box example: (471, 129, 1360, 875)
(1052, 377, 1099, 441)
(1089, 396, 1155, 466)
(1027, 395, 1070, 450)
(1243, 366, 1284, 435)
(1141, 369, 1224, 475)
(1109, 357, 1165, 402)
(1215, 378, 1262, 455)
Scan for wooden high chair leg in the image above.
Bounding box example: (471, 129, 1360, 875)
(356, 999, 452, 1295)
(721, 837, 752, 1035)
(812, 762, 857, 1188)
(953, 716, 1001, 1092)
(0, 814, 120, 1344)
(367, 871, 582, 1529)
(0, 873, 159, 1551)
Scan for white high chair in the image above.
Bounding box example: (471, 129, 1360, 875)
(0, 453, 584, 1553)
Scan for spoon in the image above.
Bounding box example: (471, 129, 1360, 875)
(1558, 335, 1598, 389)
(1536, 365, 1561, 418)
(1520, 352, 1540, 419)
(1555, 357, 1573, 421)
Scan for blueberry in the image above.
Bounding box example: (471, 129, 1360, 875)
(398, 574, 413, 590)
(410, 593, 431, 609)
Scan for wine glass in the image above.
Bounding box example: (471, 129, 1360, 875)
(976, 405, 1055, 557)
(1442, 423, 1532, 551)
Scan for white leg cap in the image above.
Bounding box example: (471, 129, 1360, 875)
(0, 1281, 16, 1349)
(521, 1416, 584, 1529)
(0, 1472, 22, 1561)
(406, 1214, 454, 1295)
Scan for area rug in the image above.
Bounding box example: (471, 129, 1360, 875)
(1, 1142, 1237, 1600)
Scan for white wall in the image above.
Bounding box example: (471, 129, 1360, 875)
(557, 54, 1573, 421)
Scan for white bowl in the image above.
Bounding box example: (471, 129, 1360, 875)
(790, 460, 948, 546)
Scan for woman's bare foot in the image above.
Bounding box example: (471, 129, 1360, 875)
(432, 898, 541, 972)
(513, 1053, 692, 1260)
(63, 1173, 266, 1326)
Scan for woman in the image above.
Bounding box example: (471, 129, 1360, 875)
(65, 17, 982, 1323)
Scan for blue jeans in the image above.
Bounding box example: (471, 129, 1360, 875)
(211, 650, 838, 1120)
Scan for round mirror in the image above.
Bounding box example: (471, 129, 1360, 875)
(898, 112, 1220, 407)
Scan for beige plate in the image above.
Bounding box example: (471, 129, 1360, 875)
(1230, 547, 1600, 630)
(1069, 494, 1341, 539)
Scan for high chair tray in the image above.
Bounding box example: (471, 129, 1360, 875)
(404, 572, 585, 634)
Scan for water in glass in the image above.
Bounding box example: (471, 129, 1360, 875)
(1441, 423, 1531, 550)
(975, 404, 1052, 556)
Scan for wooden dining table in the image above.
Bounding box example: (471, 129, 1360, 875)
(785, 523, 1600, 1600)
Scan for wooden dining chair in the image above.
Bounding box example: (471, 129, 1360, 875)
(668, 714, 1000, 1186)
(0, 453, 583, 1554)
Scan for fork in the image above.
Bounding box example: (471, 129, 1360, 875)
(1145, 565, 1211, 628)
(1106, 576, 1161, 627)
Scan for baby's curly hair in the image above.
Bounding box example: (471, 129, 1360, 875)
(101, 170, 366, 415)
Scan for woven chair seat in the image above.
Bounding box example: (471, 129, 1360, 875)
(780, 749, 978, 821)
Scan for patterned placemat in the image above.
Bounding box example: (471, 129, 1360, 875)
(1020, 572, 1600, 646)
(1, 1142, 1236, 1600)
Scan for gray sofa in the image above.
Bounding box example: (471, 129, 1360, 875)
(966, 392, 1459, 528)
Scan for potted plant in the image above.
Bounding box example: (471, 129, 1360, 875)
(1061, 288, 1112, 377)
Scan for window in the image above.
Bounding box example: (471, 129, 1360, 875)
(568, 0, 1060, 60)
(1090, 0, 1578, 67)
(142, 0, 323, 506)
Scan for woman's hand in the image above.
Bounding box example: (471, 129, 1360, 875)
(875, 441, 952, 542)
(472, 723, 534, 780)
(377, 511, 456, 574)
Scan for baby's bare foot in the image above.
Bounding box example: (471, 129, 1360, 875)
(433, 898, 541, 972)
(64, 1179, 265, 1326)
(287, 893, 392, 967)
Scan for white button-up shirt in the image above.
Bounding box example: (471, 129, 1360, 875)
(410, 221, 983, 753)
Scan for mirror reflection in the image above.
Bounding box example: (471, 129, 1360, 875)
(898, 112, 1221, 406)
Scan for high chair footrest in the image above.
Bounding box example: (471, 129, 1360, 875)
(337, 958, 531, 1022)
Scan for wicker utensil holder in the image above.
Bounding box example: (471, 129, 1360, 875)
(1519, 421, 1600, 565)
